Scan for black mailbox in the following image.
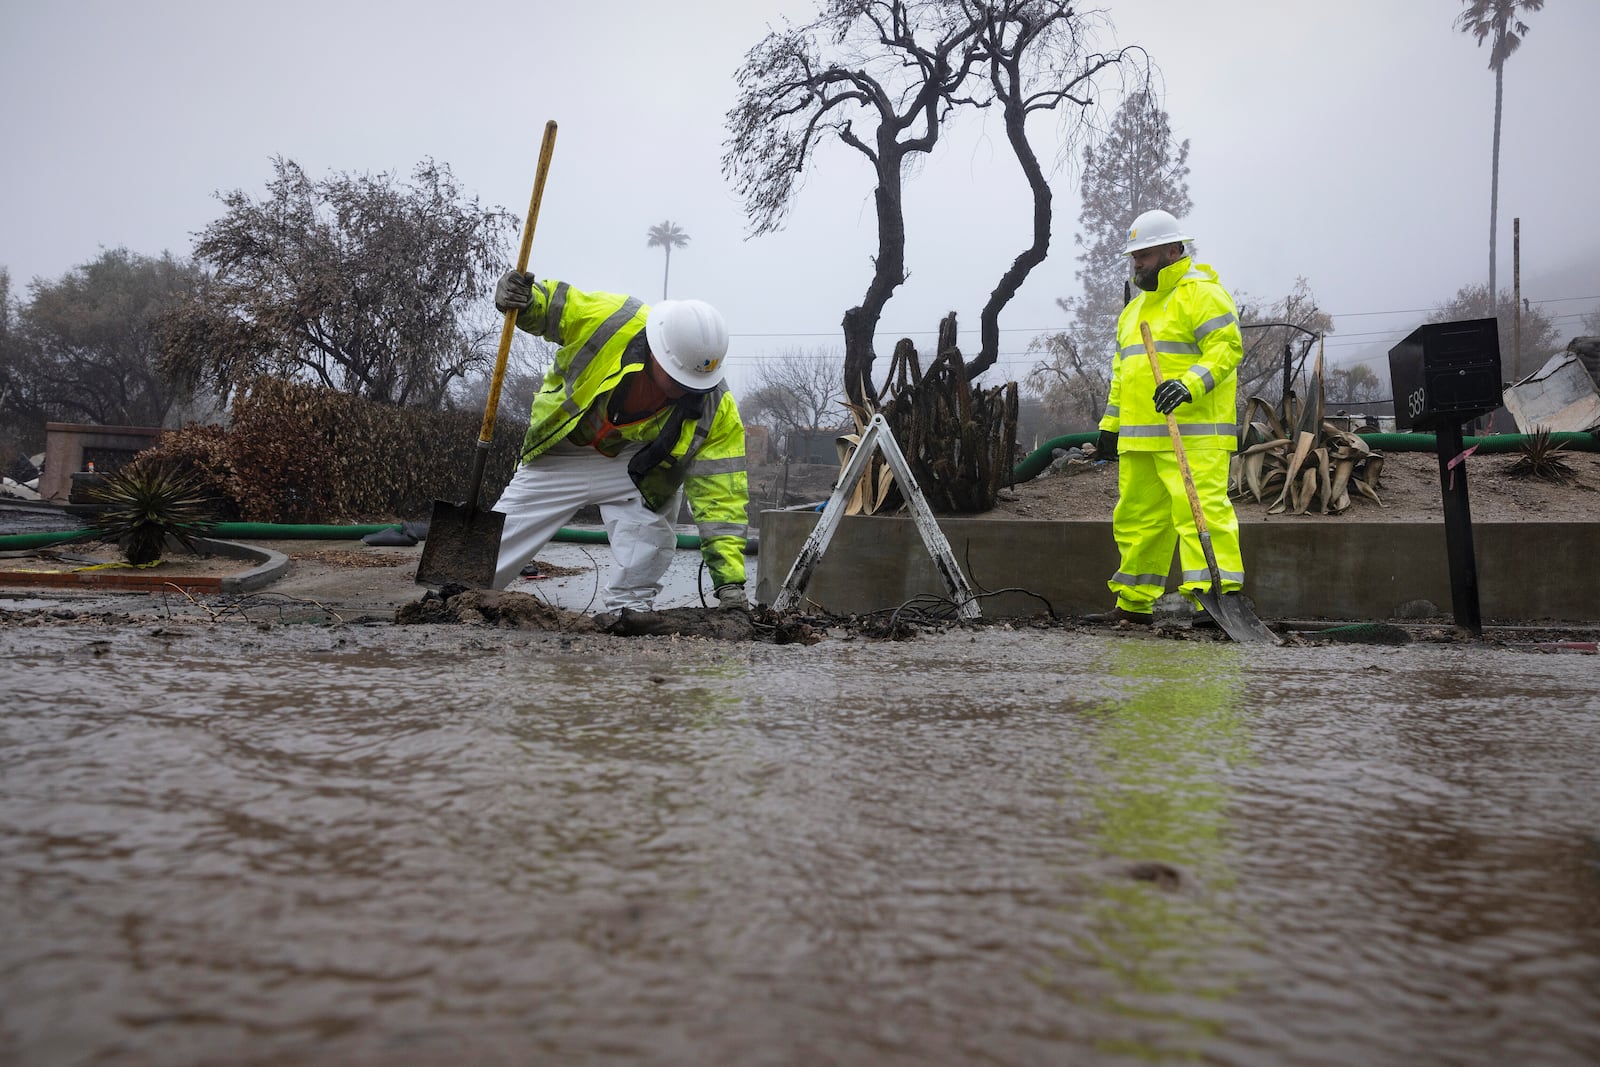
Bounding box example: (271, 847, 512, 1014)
(1387, 317, 1502, 431)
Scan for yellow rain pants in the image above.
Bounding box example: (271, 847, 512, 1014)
(1108, 448, 1243, 614)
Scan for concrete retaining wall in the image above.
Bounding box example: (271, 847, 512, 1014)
(756, 511, 1600, 623)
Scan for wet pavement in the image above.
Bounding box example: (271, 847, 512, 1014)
(2, 619, 1598, 1065)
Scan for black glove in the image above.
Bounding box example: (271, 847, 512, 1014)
(1153, 379, 1192, 415)
(494, 269, 535, 312)
(714, 583, 748, 611)
(1096, 429, 1118, 458)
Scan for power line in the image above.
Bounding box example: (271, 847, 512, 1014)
(726, 293, 1600, 342)
(1317, 293, 1599, 318)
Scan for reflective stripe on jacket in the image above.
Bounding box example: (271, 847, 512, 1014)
(514, 279, 749, 587)
(1099, 257, 1243, 452)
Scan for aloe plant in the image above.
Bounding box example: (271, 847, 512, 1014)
(87, 462, 217, 565)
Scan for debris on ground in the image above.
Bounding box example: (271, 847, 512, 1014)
(397, 586, 602, 632)
(292, 548, 414, 569)
(596, 606, 756, 641)
(397, 586, 828, 644)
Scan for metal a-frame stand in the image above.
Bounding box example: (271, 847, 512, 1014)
(772, 413, 981, 619)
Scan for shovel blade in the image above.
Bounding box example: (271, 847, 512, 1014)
(414, 499, 505, 589)
(1194, 589, 1281, 645)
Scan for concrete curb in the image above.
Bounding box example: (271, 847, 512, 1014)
(0, 537, 286, 596)
(197, 537, 288, 594)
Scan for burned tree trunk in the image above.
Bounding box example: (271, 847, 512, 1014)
(881, 313, 1019, 513)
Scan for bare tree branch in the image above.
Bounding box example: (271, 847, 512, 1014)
(159, 157, 515, 409)
(743, 346, 849, 457)
(724, 1, 1136, 404)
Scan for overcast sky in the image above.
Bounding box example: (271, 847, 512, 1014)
(4, 0, 1597, 398)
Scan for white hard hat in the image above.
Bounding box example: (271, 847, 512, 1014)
(645, 299, 729, 391)
(1123, 209, 1193, 255)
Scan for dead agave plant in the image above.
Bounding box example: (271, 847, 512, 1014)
(1230, 337, 1387, 515)
(1232, 406, 1387, 515)
(836, 398, 899, 516)
(1507, 427, 1577, 482)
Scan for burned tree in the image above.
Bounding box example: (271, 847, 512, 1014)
(723, 1, 979, 407)
(744, 346, 849, 460)
(1031, 90, 1188, 428)
(724, 0, 1137, 402)
(964, 3, 1136, 380)
(1235, 279, 1334, 406)
(161, 158, 516, 409)
(724, 0, 1139, 510)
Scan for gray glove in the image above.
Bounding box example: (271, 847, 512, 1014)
(1153, 379, 1192, 415)
(494, 269, 535, 312)
(714, 583, 748, 611)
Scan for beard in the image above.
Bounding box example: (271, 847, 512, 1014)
(1132, 245, 1183, 291)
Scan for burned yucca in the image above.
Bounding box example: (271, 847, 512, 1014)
(87, 462, 217, 565)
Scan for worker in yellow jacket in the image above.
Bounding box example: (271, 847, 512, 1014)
(489, 270, 749, 611)
(1086, 210, 1245, 627)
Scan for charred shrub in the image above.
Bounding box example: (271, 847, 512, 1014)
(137, 378, 526, 523)
(142, 423, 244, 520)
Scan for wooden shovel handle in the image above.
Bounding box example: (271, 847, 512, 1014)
(479, 120, 558, 447)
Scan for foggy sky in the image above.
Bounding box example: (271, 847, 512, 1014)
(4, 0, 1597, 398)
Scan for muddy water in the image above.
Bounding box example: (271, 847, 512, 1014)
(2, 626, 1598, 1066)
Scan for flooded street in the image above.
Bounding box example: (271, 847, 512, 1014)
(2, 623, 1598, 1065)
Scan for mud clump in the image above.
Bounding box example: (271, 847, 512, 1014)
(598, 606, 755, 641)
(398, 587, 827, 644)
(398, 587, 601, 632)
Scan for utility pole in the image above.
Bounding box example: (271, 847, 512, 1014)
(1512, 217, 1521, 380)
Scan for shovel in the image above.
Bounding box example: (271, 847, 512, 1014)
(1140, 320, 1280, 645)
(415, 120, 558, 588)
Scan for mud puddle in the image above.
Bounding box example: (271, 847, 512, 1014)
(2, 622, 1598, 1065)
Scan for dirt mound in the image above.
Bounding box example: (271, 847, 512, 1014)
(397, 586, 780, 642)
(398, 586, 602, 631)
(597, 605, 756, 641)
(397, 586, 835, 644)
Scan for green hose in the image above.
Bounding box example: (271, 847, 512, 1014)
(1008, 429, 1599, 485)
(551, 526, 710, 551)
(1010, 433, 1098, 482)
(0, 529, 99, 551)
(1351, 431, 1599, 454)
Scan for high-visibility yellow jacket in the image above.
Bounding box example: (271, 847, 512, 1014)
(1100, 257, 1244, 452)
(513, 279, 748, 588)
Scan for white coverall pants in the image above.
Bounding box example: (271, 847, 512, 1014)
(490, 442, 682, 610)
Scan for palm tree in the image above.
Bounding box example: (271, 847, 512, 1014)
(1454, 0, 1543, 307)
(646, 221, 690, 299)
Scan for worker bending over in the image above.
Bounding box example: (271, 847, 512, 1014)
(490, 270, 749, 612)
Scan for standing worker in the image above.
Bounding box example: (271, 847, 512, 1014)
(1085, 209, 1246, 627)
(489, 269, 750, 612)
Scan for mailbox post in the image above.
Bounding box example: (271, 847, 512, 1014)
(1387, 318, 1503, 634)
